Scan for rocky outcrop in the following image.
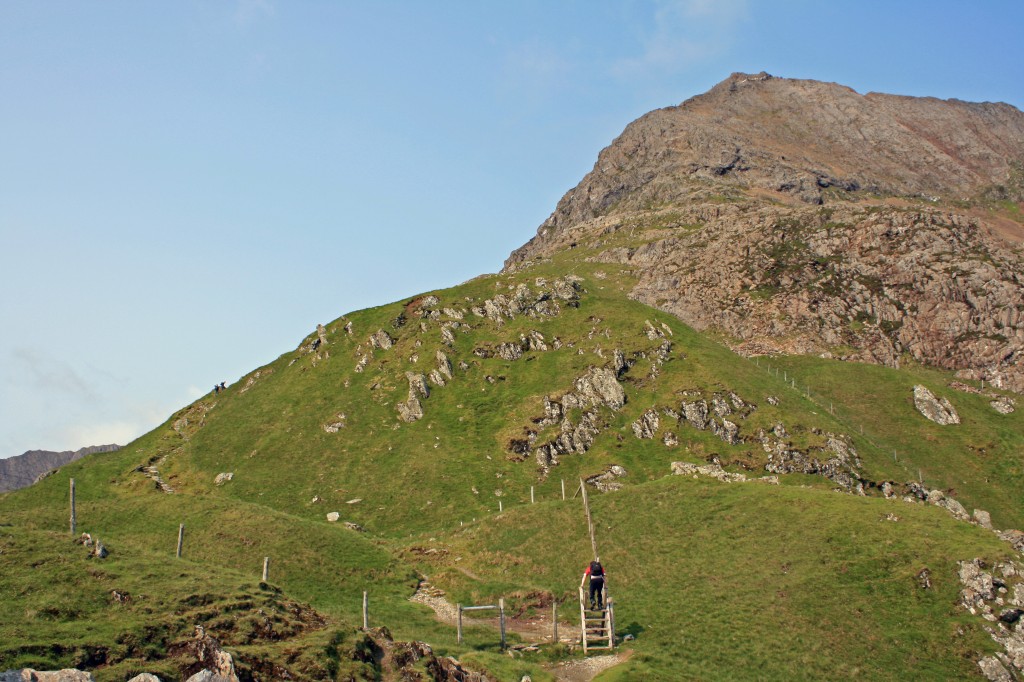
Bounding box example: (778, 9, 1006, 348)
(762, 432, 863, 490)
(354, 627, 489, 681)
(167, 626, 240, 682)
(586, 465, 628, 492)
(957, 559, 1024, 679)
(631, 409, 660, 439)
(913, 385, 961, 425)
(504, 73, 1024, 391)
(369, 329, 395, 350)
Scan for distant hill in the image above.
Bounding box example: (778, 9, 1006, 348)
(0, 444, 120, 493)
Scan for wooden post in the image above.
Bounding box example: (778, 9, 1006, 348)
(498, 500, 503, 513)
(579, 587, 588, 653)
(69, 478, 76, 536)
(362, 591, 369, 630)
(561, 479, 566, 501)
(531, 486, 535, 504)
(552, 602, 558, 643)
(580, 478, 598, 560)
(262, 556, 270, 582)
(608, 598, 615, 648)
(457, 605, 463, 644)
(176, 523, 184, 558)
(499, 598, 506, 650)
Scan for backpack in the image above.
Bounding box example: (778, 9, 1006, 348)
(590, 561, 604, 577)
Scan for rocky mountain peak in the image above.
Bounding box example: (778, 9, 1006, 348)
(505, 73, 1024, 391)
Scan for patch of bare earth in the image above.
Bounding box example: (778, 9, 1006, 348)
(410, 582, 631, 681)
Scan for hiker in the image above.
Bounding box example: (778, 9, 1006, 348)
(214, 384, 220, 394)
(219, 381, 226, 390)
(580, 557, 606, 609)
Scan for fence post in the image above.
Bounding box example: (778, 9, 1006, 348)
(552, 602, 558, 643)
(69, 479, 76, 536)
(499, 598, 506, 650)
(498, 500, 503, 513)
(531, 486, 535, 504)
(561, 479, 565, 501)
(457, 605, 463, 644)
(363, 591, 369, 630)
(176, 523, 184, 558)
(262, 556, 270, 582)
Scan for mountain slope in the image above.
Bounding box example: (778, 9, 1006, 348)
(506, 72, 1024, 392)
(2, 74, 1024, 681)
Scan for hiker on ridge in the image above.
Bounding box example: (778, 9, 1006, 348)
(580, 557, 606, 610)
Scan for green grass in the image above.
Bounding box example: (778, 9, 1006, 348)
(430, 476, 1011, 681)
(2, 255, 1021, 680)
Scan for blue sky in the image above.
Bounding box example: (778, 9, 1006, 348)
(2, 1, 1022, 457)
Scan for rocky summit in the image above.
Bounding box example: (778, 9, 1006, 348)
(506, 72, 1024, 391)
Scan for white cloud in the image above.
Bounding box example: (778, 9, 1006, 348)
(613, 0, 749, 77)
(64, 420, 145, 449)
(234, 0, 275, 27)
(8, 347, 95, 400)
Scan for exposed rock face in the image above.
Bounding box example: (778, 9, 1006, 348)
(631, 409, 660, 439)
(169, 626, 239, 682)
(504, 73, 1024, 391)
(586, 465, 628, 492)
(913, 385, 961, 425)
(369, 329, 395, 350)
(0, 444, 120, 493)
(957, 558, 1024, 678)
(569, 367, 626, 411)
(354, 626, 489, 681)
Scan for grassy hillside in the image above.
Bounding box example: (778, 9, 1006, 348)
(1, 255, 1022, 680)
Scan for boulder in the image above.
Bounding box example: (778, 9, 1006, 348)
(631, 409, 660, 439)
(397, 396, 424, 423)
(405, 373, 430, 399)
(681, 400, 709, 430)
(369, 330, 395, 350)
(913, 385, 960, 425)
(173, 626, 239, 682)
(572, 367, 626, 410)
(214, 472, 233, 485)
(586, 465, 627, 492)
(974, 509, 994, 529)
(435, 351, 452, 380)
(126, 676, 162, 682)
(710, 419, 740, 445)
(326, 512, 340, 522)
(991, 396, 1016, 414)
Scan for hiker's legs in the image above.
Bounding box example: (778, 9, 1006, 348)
(589, 578, 604, 608)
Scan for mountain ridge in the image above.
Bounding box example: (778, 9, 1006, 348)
(506, 72, 1024, 391)
(0, 444, 120, 493)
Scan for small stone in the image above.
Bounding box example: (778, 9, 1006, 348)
(327, 512, 340, 522)
(214, 472, 234, 485)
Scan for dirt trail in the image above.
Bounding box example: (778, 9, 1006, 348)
(410, 581, 630, 681)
